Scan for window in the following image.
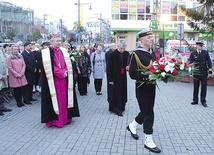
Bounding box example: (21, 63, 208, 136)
(171, 2, 177, 14)
(178, 16, 185, 21)
(193, 2, 200, 11)
(120, 0, 128, 13)
(162, 1, 170, 14)
(129, 14, 136, 20)
(146, 15, 151, 20)
(119, 37, 126, 44)
(138, 14, 145, 20)
(170, 15, 177, 21)
(187, 32, 194, 39)
(120, 14, 128, 20)
(178, 3, 185, 14)
(146, 0, 150, 13)
(112, 14, 119, 20)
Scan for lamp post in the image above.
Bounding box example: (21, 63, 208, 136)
(75, 2, 92, 45)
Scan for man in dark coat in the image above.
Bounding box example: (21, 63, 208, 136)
(106, 42, 129, 116)
(105, 43, 117, 64)
(126, 28, 161, 154)
(22, 42, 37, 104)
(105, 42, 117, 108)
(189, 41, 212, 107)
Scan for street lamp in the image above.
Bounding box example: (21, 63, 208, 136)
(160, 15, 169, 57)
(75, 1, 92, 45)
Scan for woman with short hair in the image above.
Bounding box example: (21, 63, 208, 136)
(90, 44, 106, 95)
(7, 44, 27, 107)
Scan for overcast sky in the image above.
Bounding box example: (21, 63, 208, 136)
(3, 0, 111, 29)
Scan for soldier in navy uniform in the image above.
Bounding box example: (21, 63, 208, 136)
(126, 28, 161, 154)
(189, 41, 212, 107)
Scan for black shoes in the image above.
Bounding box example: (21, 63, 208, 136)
(17, 102, 25, 107)
(191, 101, 198, 105)
(201, 102, 207, 107)
(111, 109, 123, 116)
(126, 125, 139, 140)
(30, 98, 37, 101)
(191, 101, 207, 107)
(0, 108, 12, 116)
(144, 145, 161, 154)
(116, 112, 123, 116)
(1, 108, 12, 112)
(24, 100, 32, 105)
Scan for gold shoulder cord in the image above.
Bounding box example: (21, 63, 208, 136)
(134, 53, 152, 70)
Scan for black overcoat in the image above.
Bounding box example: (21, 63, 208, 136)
(39, 47, 80, 123)
(106, 50, 129, 111)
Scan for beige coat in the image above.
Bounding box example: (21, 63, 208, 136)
(0, 49, 8, 90)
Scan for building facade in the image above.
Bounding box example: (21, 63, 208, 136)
(85, 16, 111, 44)
(110, 0, 212, 51)
(0, 1, 34, 42)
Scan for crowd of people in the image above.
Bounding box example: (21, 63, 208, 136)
(0, 27, 213, 154)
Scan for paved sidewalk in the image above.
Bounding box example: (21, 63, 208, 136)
(0, 77, 214, 155)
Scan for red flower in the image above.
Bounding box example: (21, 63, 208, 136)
(149, 66, 156, 74)
(178, 60, 182, 64)
(171, 58, 177, 62)
(159, 64, 165, 70)
(159, 58, 165, 62)
(172, 69, 177, 75)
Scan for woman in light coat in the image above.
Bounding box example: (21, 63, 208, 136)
(0, 48, 8, 92)
(90, 44, 106, 95)
(7, 44, 27, 107)
(0, 47, 11, 115)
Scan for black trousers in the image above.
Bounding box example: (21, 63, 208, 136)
(94, 79, 102, 92)
(135, 83, 156, 134)
(0, 89, 5, 109)
(23, 84, 33, 101)
(14, 87, 24, 103)
(77, 77, 88, 95)
(193, 76, 207, 103)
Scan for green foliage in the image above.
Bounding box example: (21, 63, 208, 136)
(32, 29, 43, 41)
(6, 29, 16, 40)
(183, 39, 196, 52)
(178, 3, 214, 32)
(198, 0, 214, 7)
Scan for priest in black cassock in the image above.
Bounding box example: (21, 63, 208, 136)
(106, 42, 130, 116)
